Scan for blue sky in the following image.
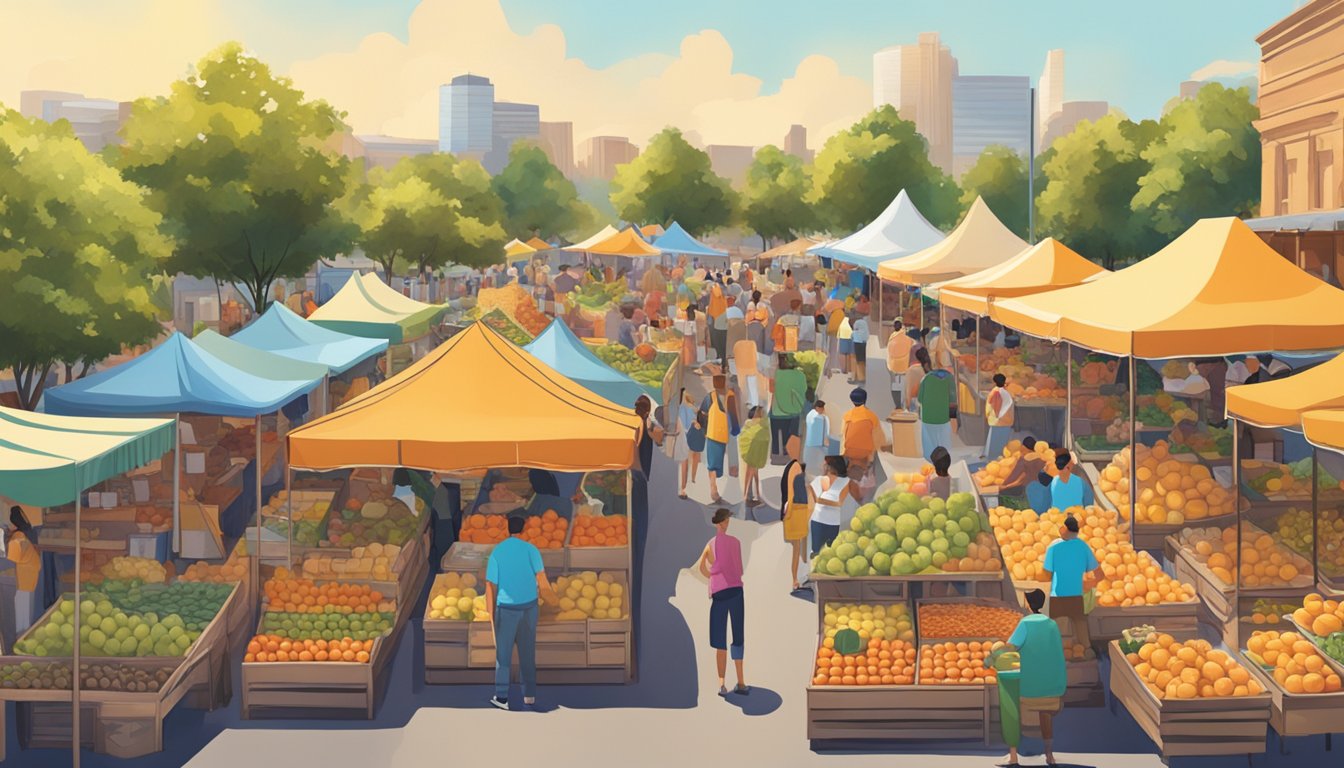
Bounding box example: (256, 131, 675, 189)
(237, 0, 1295, 120)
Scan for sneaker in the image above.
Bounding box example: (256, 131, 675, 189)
(490, 696, 509, 710)
(734, 684, 751, 695)
(717, 685, 729, 697)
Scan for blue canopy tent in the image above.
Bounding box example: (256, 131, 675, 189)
(231, 304, 388, 376)
(44, 332, 327, 556)
(653, 222, 729, 266)
(523, 319, 658, 406)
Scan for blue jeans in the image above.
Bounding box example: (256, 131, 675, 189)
(709, 587, 745, 660)
(985, 425, 1012, 459)
(921, 420, 953, 460)
(810, 520, 840, 558)
(494, 601, 538, 699)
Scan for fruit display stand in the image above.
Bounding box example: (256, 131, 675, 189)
(0, 580, 242, 759)
(1085, 453, 1241, 553)
(1107, 641, 1270, 759)
(1087, 552, 1200, 645)
(1238, 638, 1344, 738)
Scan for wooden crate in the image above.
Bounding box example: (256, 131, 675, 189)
(441, 540, 564, 574)
(1089, 601, 1200, 646)
(808, 685, 988, 744)
(1107, 641, 1269, 758)
(566, 543, 630, 572)
(1240, 650, 1344, 737)
(915, 596, 1023, 642)
(1064, 658, 1104, 706)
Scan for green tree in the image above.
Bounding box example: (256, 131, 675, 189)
(810, 106, 962, 231)
(1036, 114, 1166, 269)
(492, 142, 591, 240)
(344, 153, 507, 285)
(115, 42, 354, 313)
(741, 145, 816, 250)
(0, 110, 172, 409)
(958, 145, 1050, 241)
(610, 128, 736, 235)
(1133, 83, 1261, 237)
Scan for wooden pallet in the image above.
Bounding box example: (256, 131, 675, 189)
(240, 552, 427, 719)
(1107, 641, 1269, 758)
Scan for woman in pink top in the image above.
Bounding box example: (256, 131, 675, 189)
(699, 508, 748, 696)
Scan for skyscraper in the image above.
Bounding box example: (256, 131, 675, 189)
(871, 32, 958, 172)
(438, 74, 494, 155)
(1038, 50, 1064, 145)
(577, 136, 638, 181)
(951, 75, 1032, 178)
(485, 101, 540, 173)
(538, 121, 575, 177)
(783, 124, 812, 162)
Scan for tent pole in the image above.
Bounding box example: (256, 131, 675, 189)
(975, 316, 981, 397)
(73, 479, 82, 768)
(1065, 344, 1073, 448)
(877, 280, 884, 340)
(255, 415, 262, 600)
(173, 414, 181, 554)
(1128, 354, 1137, 548)
(322, 373, 330, 417)
(286, 467, 294, 571)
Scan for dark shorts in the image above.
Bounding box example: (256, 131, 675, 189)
(854, 341, 867, 363)
(709, 586, 745, 658)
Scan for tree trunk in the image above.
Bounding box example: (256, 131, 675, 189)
(13, 362, 53, 411)
(761, 234, 767, 252)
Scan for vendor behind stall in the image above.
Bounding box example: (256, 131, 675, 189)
(525, 469, 575, 519)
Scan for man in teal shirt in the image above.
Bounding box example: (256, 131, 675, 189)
(769, 354, 808, 462)
(992, 588, 1067, 766)
(485, 516, 556, 710)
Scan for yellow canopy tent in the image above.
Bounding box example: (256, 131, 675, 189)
(929, 238, 1107, 316)
(990, 217, 1344, 358)
(878, 197, 1028, 286)
(1226, 354, 1344, 428)
(308, 272, 444, 343)
(1304, 409, 1344, 453)
(287, 322, 640, 473)
(639, 224, 665, 238)
(504, 238, 537, 258)
(525, 236, 552, 251)
(588, 227, 663, 258)
(758, 236, 822, 261)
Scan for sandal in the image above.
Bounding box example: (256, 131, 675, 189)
(734, 684, 750, 695)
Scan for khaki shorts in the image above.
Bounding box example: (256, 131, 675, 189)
(1021, 695, 1062, 714)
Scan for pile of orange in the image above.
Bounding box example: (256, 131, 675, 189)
(244, 634, 373, 663)
(812, 638, 915, 686)
(179, 558, 249, 584)
(1126, 633, 1262, 699)
(918, 602, 1021, 640)
(1292, 592, 1344, 638)
(939, 536, 1003, 574)
(519, 511, 568, 549)
(990, 505, 1127, 583)
(1247, 630, 1342, 694)
(262, 578, 393, 614)
(570, 514, 628, 548)
(1094, 551, 1194, 607)
(1176, 524, 1307, 589)
(1096, 440, 1234, 525)
(459, 514, 509, 544)
(919, 641, 1004, 685)
(975, 439, 1059, 489)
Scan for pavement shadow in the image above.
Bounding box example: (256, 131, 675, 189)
(722, 686, 782, 716)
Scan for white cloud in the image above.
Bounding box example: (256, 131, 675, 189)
(1189, 59, 1256, 81)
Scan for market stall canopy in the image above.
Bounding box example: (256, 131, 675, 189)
(192, 330, 331, 385)
(43, 332, 320, 418)
(525, 237, 552, 251)
(504, 238, 537, 258)
(588, 227, 663, 258)
(523, 320, 654, 407)
(287, 322, 641, 472)
(308, 272, 444, 343)
(758, 236, 822, 261)
(0, 407, 175, 507)
(562, 225, 621, 252)
(1305, 409, 1344, 453)
(990, 217, 1344, 359)
(878, 197, 1028, 285)
(1226, 353, 1344, 428)
(640, 224, 665, 238)
(653, 221, 728, 258)
(229, 304, 389, 376)
(811, 189, 946, 272)
(929, 238, 1107, 316)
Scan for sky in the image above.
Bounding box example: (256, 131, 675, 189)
(0, 0, 1298, 148)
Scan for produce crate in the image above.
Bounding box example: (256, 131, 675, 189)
(1088, 599, 1200, 647)
(441, 539, 564, 574)
(1107, 641, 1270, 758)
(240, 553, 426, 719)
(914, 596, 1023, 641)
(1238, 649, 1344, 737)
(807, 683, 989, 745)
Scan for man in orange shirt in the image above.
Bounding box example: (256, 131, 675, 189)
(840, 387, 883, 485)
(886, 320, 913, 410)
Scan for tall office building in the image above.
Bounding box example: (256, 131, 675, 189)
(951, 75, 1032, 178)
(706, 145, 755, 185)
(485, 101, 540, 173)
(538, 121, 575, 177)
(438, 74, 495, 155)
(871, 32, 958, 171)
(577, 136, 639, 181)
(1037, 50, 1065, 145)
(1039, 101, 1110, 152)
(20, 90, 128, 152)
(783, 124, 812, 162)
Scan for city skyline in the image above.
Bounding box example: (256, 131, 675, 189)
(2, 0, 1293, 152)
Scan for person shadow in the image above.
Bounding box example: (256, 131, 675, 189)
(721, 686, 782, 716)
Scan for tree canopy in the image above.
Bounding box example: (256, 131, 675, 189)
(957, 145, 1047, 241)
(810, 107, 962, 232)
(115, 42, 354, 313)
(610, 128, 736, 235)
(491, 142, 594, 241)
(741, 145, 816, 249)
(0, 110, 172, 409)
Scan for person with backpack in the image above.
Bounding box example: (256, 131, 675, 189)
(700, 374, 740, 504)
(913, 347, 956, 460)
(769, 353, 808, 461)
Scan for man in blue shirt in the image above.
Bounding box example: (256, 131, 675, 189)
(1043, 515, 1104, 653)
(1048, 452, 1093, 511)
(485, 515, 556, 710)
(1026, 472, 1054, 515)
(803, 400, 829, 472)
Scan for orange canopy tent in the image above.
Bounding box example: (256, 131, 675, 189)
(1226, 354, 1344, 428)
(287, 322, 640, 472)
(877, 198, 1028, 286)
(929, 238, 1107, 316)
(588, 227, 663, 258)
(990, 217, 1344, 359)
(525, 236, 553, 251)
(1304, 409, 1344, 453)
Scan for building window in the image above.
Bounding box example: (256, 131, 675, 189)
(1316, 150, 1335, 211)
